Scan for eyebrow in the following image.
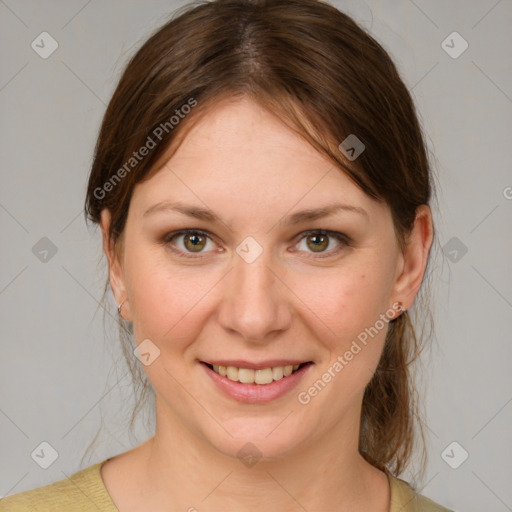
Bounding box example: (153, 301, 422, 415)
(142, 200, 368, 224)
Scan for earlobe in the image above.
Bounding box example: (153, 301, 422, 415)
(392, 205, 433, 310)
(99, 209, 129, 318)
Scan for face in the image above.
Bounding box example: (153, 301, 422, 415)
(102, 97, 430, 461)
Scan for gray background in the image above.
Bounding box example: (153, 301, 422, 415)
(1, 1, 511, 510)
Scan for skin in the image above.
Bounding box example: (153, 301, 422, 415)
(99, 97, 433, 512)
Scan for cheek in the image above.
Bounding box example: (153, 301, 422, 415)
(291, 254, 395, 396)
(293, 266, 392, 415)
(124, 247, 217, 348)
(292, 258, 395, 343)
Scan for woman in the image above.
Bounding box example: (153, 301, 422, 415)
(0, 0, 453, 510)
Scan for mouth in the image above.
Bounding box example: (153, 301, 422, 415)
(199, 360, 313, 403)
(201, 361, 312, 385)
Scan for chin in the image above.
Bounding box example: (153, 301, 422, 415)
(200, 414, 312, 464)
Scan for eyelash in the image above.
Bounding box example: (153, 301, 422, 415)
(161, 229, 351, 259)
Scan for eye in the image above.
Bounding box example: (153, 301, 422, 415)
(162, 229, 350, 259)
(294, 230, 350, 257)
(163, 229, 219, 258)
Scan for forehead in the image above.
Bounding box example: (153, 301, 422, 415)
(163, 96, 328, 167)
(129, 97, 387, 228)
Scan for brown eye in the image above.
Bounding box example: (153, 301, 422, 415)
(163, 229, 217, 258)
(295, 230, 349, 258)
(183, 232, 207, 252)
(306, 233, 329, 252)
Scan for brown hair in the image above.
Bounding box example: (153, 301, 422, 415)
(85, 0, 434, 479)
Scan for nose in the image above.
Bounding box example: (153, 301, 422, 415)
(216, 249, 292, 343)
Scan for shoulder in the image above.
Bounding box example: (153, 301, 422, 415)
(0, 460, 118, 512)
(389, 474, 454, 512)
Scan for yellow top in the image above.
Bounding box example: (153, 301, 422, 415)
(0, 459, 453, 511)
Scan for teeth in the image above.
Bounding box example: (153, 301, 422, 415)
(212, 363, 305, 385)
(238, 368, 254, 384)
(255, 368, 273, 385)
(272, 366, 284, 380)
(226, 366, 238, 381)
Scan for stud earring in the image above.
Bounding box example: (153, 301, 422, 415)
(117, 299, 126, 315)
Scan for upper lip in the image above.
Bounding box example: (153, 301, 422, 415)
(201, 359, 312, 370)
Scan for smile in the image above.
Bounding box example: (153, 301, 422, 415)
(205, 362, 309, 385)
(200, 361, 313, 403)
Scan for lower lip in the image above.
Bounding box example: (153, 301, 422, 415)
(201, 362, 313, 404)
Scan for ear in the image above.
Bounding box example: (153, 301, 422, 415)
(99, 209, 131, 321)
(392, 204, 433, 311)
